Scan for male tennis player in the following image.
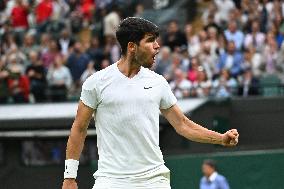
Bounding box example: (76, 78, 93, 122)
(62, 17, 239, 189)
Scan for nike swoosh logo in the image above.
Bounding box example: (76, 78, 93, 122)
(144, 86, 152, 89)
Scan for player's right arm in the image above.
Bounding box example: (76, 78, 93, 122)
(62, 100, 94, 189)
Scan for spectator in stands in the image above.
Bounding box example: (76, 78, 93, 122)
(6, 52, 25, 74)
(214, 0, 235, 27)
(199, 41, 219, 80)
(47, 55, 72, 102)
(133, 3, 144, 18)
(188, 57, 200, 83)
(262, 31, 279, 74)
(184, 23, 200, 57)
(66, 41, 90, 93)
(58, 29, 75, 58)
(238, 67, 259, 97)
(35, 0, 53, 33)
(86, 36, 104, 71)
(212, 69, 238, 98)
(103, 35, 120, 64)
(163, 20, 187, 51)
(25, 50, 47, 102)
(244, 46, 263, 78)
(21, 33, 39, 59)
(100, 58, 110, 70)
(103, 5, 121, 38)
(80, 60, 95, 84)
(0, 57, 9, 104)
(154, 46, 172, 80)
(170, 68, 192, 99)
(192, 67, 212, 98)
(206, 26, 219, 57)
(10, 0, 29, 45)
(40, 38, 62, 69)
(224, 21, 245, 51)
(218, 40, 243, 77)
(200, 159, 230, 189)
(7, 62, 30, 103)
(39, 33, 51, 55)
(244, 20, 266, 52)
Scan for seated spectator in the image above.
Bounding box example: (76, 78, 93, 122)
(170, 68, 192, 99)
(217, 41, 243, 77)
(262, 31, 279, 74)
(188, 57, 200, 83)
(0, 58, 9, 104)
(163, 20, 187, 52)
(41, 39, 62, 69)
(80, 61, 96, 83)
(66, 41, 90, 94)
(192, 67, 212, 98)
(199, 41, 219, 80)
(7, 65, 30, 103)
(238, 68, 259, 97)
(100, 58, 111, 70)
(154, 46, 172, 80)
(58, 29, 75, 58)
(184, 23, 200, 57)
(212, 69, 238, 98)
(26, 50, 47, 102)
(21, 33, 39, 59)
(224, 21, 244, 51)
(47, 55, 72, 102)
(86, 36, 104, 71)
(244, 19, 265, 52)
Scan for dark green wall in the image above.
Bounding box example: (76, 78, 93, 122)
(165, 149, 284, 189)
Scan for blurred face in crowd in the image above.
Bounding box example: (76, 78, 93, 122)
(160, 47, 171, 60)
(168, 21, 179, 34)
(29, 51, 39, 65)
(251, 21, 260, 33)
(24, 34, 35, 46)
(197, 68, 207, 82)
(174, 68, 185, 83)
(227, 41, 236, 54)
(202, 163, 215, 178)
(208, 27, 218, 40)
(228, 21, 237, 33)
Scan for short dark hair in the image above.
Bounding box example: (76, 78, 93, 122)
(116, 17, 159, 55)
(203, 159, 217, 170)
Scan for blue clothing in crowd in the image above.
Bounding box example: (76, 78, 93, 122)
(200, 172, 230, 189)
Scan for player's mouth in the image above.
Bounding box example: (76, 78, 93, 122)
(152, 52, 159, 61)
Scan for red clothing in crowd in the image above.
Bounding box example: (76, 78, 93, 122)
(35, 0, 53, 24)
(80, 0, 95, 20)
(8, 75, 30, 102)
(11, 5, 29, 28)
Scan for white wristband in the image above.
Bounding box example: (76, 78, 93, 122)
(64, 159, 79, 179)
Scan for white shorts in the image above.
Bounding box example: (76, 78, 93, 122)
(92, 172, 171, 189)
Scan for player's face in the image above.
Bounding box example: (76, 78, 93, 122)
(135, 34, 160, 68)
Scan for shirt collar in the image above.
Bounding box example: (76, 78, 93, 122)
(208, 172, 218, 182)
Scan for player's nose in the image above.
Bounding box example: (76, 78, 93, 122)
(153, 40, 160, 50)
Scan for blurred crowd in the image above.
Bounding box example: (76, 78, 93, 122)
(0, 0, 284, 104)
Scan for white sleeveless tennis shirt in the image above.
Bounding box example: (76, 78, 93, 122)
(80, 63, 177, 178)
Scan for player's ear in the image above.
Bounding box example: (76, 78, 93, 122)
(128, 42, 137, 53)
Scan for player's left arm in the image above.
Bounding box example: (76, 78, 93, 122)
(161, 104, 239, 146)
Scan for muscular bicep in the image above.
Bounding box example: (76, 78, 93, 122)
(160, 104, 186, 132)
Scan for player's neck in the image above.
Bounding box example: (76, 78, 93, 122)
(117, 56, 141, 78)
